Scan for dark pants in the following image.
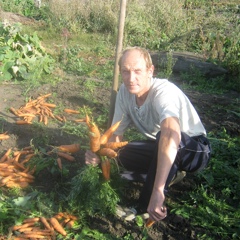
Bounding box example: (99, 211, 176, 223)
(117, 132, 211, 210)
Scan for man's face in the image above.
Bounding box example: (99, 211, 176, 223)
(120, 50, 154, 97)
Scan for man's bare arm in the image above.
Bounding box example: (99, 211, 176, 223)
(147, 117, 181, 221)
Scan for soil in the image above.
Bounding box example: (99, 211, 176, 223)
(0, 11, 240, 240)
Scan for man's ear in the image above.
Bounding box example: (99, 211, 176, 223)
(149, 65, 154, 76)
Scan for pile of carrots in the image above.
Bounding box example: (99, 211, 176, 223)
(0, 147, 36, 188)
(86, 114, 128, 181)
(9, 93, 64, 125)
(10, 212, 78, 239)
(9, 93, 88, 126)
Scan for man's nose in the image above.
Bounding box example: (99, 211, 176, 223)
(129, 71, 135, 82)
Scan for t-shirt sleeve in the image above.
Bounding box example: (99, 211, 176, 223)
(154, 89, 180, 124)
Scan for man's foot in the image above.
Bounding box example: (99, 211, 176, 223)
(115, 204, 138, 221)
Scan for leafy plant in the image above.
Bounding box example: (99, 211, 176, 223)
(68, 165, 120, 216)
(0, 22, 55, 82)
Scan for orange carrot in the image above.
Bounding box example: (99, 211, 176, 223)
(41, 103, 56, 108)
(18, 113, 36, 118)
(40, 217, 52, 230)
(49, 217, 67, 236)
(16, 171, 35, 179)
(0, 163, 11, 168)
(43, 115, 48, 125)
(99, 120, 122, 145)
(6, 181, 29, 188)
(13, 159, 26, 170)
(9, 107, 20, 116)
(85, 114, 91, 127)
(53, 212, 64, 220)
(64, 108, 80, 114)
(20, 153, 36, 164)
(19, 230, 52, 235)
(65, 219, 75, 229)
(74, 118, 86, 122)
(0, 148, 12, 162)
(146, 218, 155, 227)
(60, 218, 71, 227)
(63, 213, 78, 221)
(48, 111, 55, 119)
(39, 114, 43, 122)
(16, 176, 34, 183)
(57, 152, 75, 162)
(13, 150, 32, 157)
(57, 144, 80, 153)
(0, 175, 15, 185)
(15, 233, 46, 239)
(0, 133, 10, 140)
(11, 222, 36, 231)
(103, 141, 128, 149)
(88, 122, 101, 153)
(101, 158, 111, 181)
(98, 148, 117, 158)
(37, 93, 52, 100)
(23, 217, 40, 223)
(55, 115, 64, 122)
(56, 158, 62, 170)
(0, 170, 15, 177)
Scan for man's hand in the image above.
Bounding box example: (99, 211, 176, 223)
(85, 150, 100, 166)
(147, 189, 167, 222)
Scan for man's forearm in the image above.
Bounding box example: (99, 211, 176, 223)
(153, 118, 181, 192)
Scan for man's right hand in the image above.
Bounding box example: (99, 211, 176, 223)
(85, 150, 100, 166)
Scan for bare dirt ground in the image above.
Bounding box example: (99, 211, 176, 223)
(0, 11, 240, 240)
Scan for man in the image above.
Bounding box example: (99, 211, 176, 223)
(85, 47, 211, 223)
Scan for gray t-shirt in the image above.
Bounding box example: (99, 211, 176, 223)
(112, 78, 206, 140)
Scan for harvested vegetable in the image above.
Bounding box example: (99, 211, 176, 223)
(87, 118, 101, 153)
(103, 141, 128, 149)
(56, 157, 62, 170)
(57, 143, 80, 153)
(99, 120, 122, 145)
(40, 217, 52, 230)
(64, 108, 80, 114)
(0, 148, 12, 162)
(146, 218, 155, 227)
(98, 148, 117, 158)
(9, 93, 62, 125)
(0, 132, 10, 140)
(49, 217, 67, 236)
(101, 158, 111, 181)
(57, 152, 75, 162)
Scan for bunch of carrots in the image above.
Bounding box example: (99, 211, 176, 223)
(9, 93, 65, 125)
(47, 143, 81, 170)
(9, 212, 78, 239)
(0, 147, 36, 188)
(86, 114, 128, 181)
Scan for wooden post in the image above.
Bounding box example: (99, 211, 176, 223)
(107, 0, 127, 127)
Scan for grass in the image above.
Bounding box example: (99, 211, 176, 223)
(0, 0, 239, 239)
